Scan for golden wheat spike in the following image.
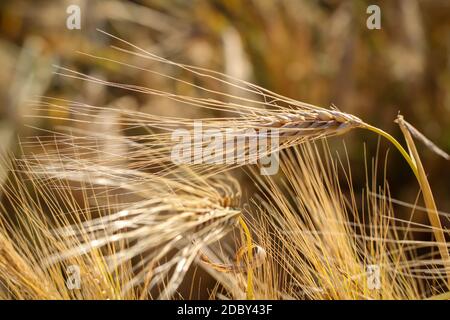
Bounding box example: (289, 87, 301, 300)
(21, 30, 366, 180)
(2, 148, 255, 299)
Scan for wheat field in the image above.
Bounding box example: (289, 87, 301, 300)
(0, 1, 449, 300)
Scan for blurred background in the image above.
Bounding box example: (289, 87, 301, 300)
(0, 0, 449, 258)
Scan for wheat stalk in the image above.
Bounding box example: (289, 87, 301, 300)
(396, 115, 450, 288)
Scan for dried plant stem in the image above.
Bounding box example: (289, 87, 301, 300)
(396, 115, 450, 288)
(238, 217, 254, 300)
(362, 124, 419, 181)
